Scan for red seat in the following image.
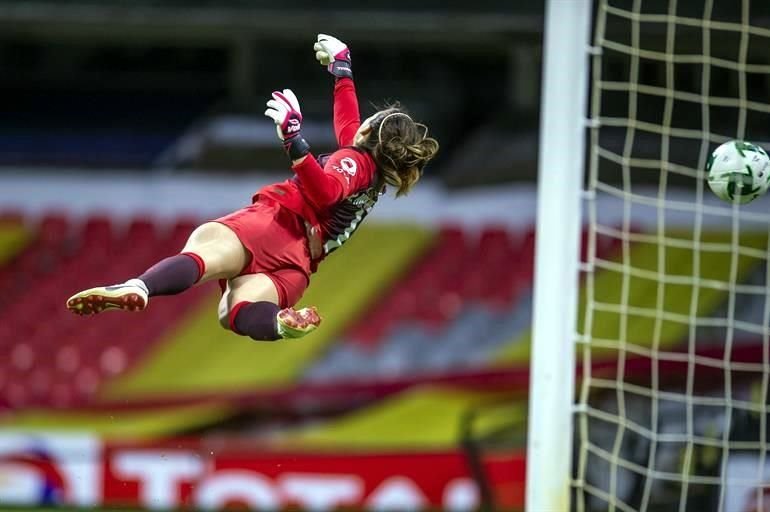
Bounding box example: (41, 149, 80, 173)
(81, 215, 113, 247)
(439, 225, 467, 250)
(10, 343, 35, 372)
(0, 212, 220, 410)
(55, 344, 81, 374)
(100, 346, 128, 376)
(479, 227, 513, 254)
(168, 217, 198, 247)
(126, 217, 156, 239)
(4, 378, 30, 408)
(49, 379, 75, 408)
(73, 366, 102, 398)
(37, 212, 70, 246)
(29, 368, 53, 402)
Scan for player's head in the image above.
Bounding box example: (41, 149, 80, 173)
(354, 105, 439, 197)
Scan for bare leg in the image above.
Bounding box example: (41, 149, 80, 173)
(180, 222, 249, 283)
(67, 222, 248, 315)
(219, 273, 320, 341)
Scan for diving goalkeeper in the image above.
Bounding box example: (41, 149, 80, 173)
(66, 34, 439, 341)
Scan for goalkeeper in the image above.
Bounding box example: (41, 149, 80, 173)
(66, 34, 439, 341)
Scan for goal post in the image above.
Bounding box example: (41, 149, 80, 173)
(526, 0, 593, 511)
(529, 0, 770, 511)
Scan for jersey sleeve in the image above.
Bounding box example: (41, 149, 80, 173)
(333, 78, 361, 147)
(292, 153, 344, 209)
(291, 148, 373, 209)
(322, 148, 374, 199)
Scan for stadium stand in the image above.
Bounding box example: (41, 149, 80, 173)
(101, 223, 435, 398)
(494, 230, 769, 365)
(0, 215, 631, 413)
(1, 211, 765, 454)
(0, 213, 209, 408)
(0, 214, 435, 411)
(305, 225, 624, 383)
(305, 226, 535, 382)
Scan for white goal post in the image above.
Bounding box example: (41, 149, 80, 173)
(528, 1, 770, 511)
(526, 0, 593, 511)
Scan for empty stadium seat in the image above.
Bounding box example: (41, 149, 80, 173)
(304, 223, 542, 385)
(0, 212, 207, 408)
(0, 214, 627, 408)
(346, 224, 533, 349)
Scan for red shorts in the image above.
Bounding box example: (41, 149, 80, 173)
(213, 199, 311, 308)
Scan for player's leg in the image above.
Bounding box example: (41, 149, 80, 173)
(220, 271, 320, 341)
(67, 222, 248, 315)
(129, 221, 248, 294)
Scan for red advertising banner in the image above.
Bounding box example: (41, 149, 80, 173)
(0, 433, 524, 510)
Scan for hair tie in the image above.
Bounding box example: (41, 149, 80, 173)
(378, 112, 413, 143)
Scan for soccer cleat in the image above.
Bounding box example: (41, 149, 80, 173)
(276, 306, 322, 339)
(66, 281, 148, 316)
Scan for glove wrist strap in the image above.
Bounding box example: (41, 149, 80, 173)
(284, 135, 311, 161)
(329, 60, 353, 79)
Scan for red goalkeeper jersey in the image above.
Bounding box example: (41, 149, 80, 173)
(255, 78, 381, 259)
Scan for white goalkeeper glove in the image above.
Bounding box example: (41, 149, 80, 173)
(264, 89, 310, 160)
(313, 34, 352, 79)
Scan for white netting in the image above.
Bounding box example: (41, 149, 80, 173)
(575, 1, 770, 511)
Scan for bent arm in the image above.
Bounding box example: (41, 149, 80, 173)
(333, 78, 361, 147)
(292, 154, 344, 208)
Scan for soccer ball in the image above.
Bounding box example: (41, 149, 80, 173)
(706, 140, 770, 205)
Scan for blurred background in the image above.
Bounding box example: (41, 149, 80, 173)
(1, 0, 769, 511)
(0, 1, 541, 510)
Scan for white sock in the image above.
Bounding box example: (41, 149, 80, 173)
(125, 278, 149, 296)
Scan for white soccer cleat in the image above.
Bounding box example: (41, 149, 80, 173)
(66, 279, 148, 316)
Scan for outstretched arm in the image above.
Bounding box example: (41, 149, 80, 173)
(333, 78, 361, 148)
(314, 34, 361, 147)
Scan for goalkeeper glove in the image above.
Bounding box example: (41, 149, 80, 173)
(313, 33, 352, 79)
(264, 89, 310, 161)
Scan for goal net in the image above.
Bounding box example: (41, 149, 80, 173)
(574, 1, 770, 511)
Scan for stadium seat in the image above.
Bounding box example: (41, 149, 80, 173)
(0, 214, 636, 410)
(307, 223, 540, 384)
(0, 212, 214, 409)
(39, 212, 70, 243)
